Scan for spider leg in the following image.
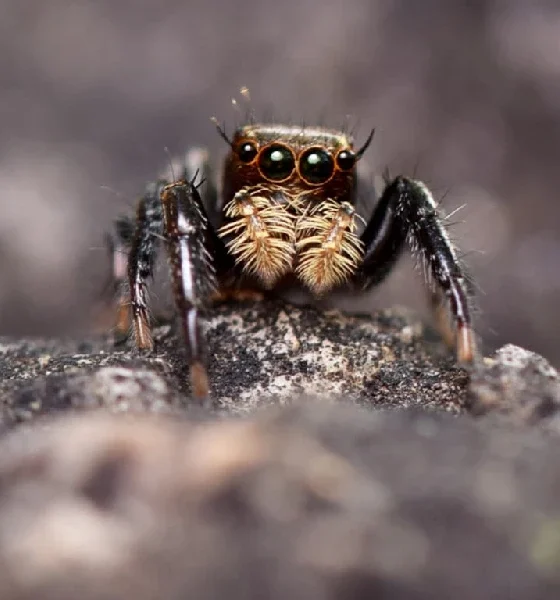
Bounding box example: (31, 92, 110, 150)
(183, 148, 222, 226)
(430, 288, 459, 350)
(178, 148, 235, 274)
(127, 181, 166, 350)
(161, 148, 222, 227)
(106, 215, 135, 340)
(160, 179, 223, 401)
(353, 176, 476, 364)
(354, 177, 408, 290)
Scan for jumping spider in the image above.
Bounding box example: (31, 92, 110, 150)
(109, 121, 477, 401)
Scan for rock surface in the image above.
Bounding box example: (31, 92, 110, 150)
(0, 301, 470, 427)
(1, 300, 560, 599)
(468, 344, 560, 431)
(0, 406, 560, 599)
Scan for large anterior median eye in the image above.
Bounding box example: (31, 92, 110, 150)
(299, 147, 335, 184)
(258, 144, 295, 181)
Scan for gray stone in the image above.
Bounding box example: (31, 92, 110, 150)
(0, 405, 558, 599)
(0, 301, 469, 427)
(1, 301, 560, 599)
(468, 344, 560, 430)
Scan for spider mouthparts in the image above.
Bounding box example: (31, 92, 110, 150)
(219, 190, 296, 287)
(295, 199, 364, 295)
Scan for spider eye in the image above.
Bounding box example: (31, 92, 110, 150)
(336, 150, 356, 171)
(258, 144, 295, 181)
(237, 141, 258, 163)
(299, 147, 334, 184)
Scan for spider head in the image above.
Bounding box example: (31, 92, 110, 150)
(216, 123, 373, 292)
(219, 124, 373, 208)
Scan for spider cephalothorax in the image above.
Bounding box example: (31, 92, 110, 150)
(217, 124, 373, 294)
(109, 119, 477, 402)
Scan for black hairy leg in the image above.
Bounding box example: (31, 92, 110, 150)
(106, 191, 163, 345)
(106, 215, 135, 340)
(353, 175, 476, 363)
(159, 179, 222, 401)
(126, 181, 166, 350)
(110, 151, 234, 402)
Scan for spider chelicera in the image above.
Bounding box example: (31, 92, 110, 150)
(108, 121, 477, 401)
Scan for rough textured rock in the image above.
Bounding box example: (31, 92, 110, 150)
(0, 405, 559, 599)
(1, 300, 560, 599)
(0, 300, 469, 428)
(468, 344, 560, 431)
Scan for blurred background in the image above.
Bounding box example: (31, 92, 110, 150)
(1, 0, 560, 364)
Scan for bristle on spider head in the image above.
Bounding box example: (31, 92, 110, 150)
(356, 128, 375, 160)
(230, 86, 256, 127)
(211, 117, 232, 146)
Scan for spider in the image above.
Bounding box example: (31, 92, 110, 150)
(108, 121, 477, 402)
